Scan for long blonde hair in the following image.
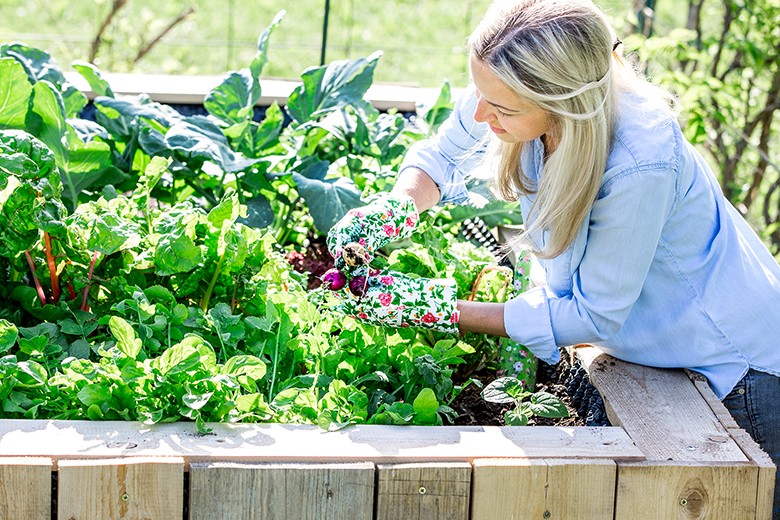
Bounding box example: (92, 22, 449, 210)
(469, 0, 659, 258)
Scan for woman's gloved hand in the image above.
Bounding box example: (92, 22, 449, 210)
(330, 267, 460, 334)
(326, 194, 419, 271)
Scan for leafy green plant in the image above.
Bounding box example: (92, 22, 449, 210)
(481, 376, 569, 426)
(0, 43, 121, 210)
(0, 19, 537, 432)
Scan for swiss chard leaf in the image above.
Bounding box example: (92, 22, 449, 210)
(291, 161, 362, 233)
(204, 70, 258, 127)
(28, 80, 68, 168)
(165, 116, 262, 173)
(72, 60, 114, 98)
(286, 52, 381, 124)
(0, 58, 33, 130)
(109, 316, 143, 360)
(251, 10, 285, 80)
(0, 320, 19, 354)
(0, 43, 86, 118)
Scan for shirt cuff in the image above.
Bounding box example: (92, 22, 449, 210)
(504, 287, 560, 364)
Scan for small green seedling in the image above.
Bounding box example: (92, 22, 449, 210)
(481, 376, 569, 426)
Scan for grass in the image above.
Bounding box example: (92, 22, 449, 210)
(0, 0, 686, 88)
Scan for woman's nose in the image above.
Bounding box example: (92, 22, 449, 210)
(473, 97, 492, 123)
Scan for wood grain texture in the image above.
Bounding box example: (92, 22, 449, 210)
(0, 420, 643, 464)
(189, 462, 374, 520)
(575, 346, 748, 463)
(616, 461, 760, 520)
(0, 457, 51, 520)
(688, 369, 776, 519)
(471, 458, 615, 520)
(376, 462, 471, 520)
(726, 429, 776, 520)
(57, 457, 183, 520)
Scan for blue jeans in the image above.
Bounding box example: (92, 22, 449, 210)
(722, 369, 780, 519)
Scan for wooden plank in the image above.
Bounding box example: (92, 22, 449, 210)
(0, 457, 51, 520)
(189, 462, 374, 520)
(575, 345, 748, 463)
(376, 462, 471, 520)
(57, 457, 183, 520)
(688, 368, 776, 519)
(471, 458, 615, 520)
(615, 461, 760, 520)
(728, 429, 776, 520)
(0, 420, 643, 464)
(686, 370, 741, 429)
(64, 72, 451, 112)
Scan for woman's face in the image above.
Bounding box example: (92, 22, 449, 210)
(470, 56, 552, 146)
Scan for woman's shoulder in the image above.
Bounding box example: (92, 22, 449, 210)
(604, 90, 682, 184)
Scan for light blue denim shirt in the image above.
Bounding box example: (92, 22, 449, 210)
(401, 85, 780, 398)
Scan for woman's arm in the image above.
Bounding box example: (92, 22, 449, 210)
(457, 300, 508, 337)
(392, 167, 442, 213)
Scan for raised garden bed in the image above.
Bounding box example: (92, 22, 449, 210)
(0, 345, 773, 519)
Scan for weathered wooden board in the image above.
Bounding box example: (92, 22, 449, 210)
(471, 458, 616, 520)
(727, 428, 777, 520)
(188, 462, 374, 520)
(375, 462, 471, 520)
(615, 461, 760, 519)
(57, 457, 183, 519)
(688, 373, 777, 520)
(575, 346, 748, 463)
(64, 73, 447, 112)
(0, 457, 51, 520)
(0, 420, 643, 465)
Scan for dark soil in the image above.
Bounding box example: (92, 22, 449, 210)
(285, 237, 335, 291)
(450, 362, 586, 427)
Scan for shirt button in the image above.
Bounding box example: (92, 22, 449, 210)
(737, 388, 746, 395)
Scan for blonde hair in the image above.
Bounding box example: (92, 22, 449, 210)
(469, 0, 669, 258)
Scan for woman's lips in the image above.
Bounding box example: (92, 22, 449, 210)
(489, 124, 507, 134)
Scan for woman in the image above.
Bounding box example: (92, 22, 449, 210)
(327, 0, 780, 513)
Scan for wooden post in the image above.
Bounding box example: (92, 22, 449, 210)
(189, 462, 374, 520)
(0, 457, 51, 520)
(57, 457, 184, 519)
(689, 372, 777, 519)
(471, 458, 616, 520)
(616, 461, 760, 519)
(375, 462, 471, 520)
(576, 345, 776, 520)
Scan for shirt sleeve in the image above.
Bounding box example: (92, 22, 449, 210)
(504, 166, 679, 363)
(399, 85, 489, 204)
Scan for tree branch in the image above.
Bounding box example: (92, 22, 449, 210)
(89, 0, 128, 63)
(133, 6, 197, 64)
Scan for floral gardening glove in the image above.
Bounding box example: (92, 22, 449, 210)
(332, 267, 460, 334)
(326, 194, 419, 271)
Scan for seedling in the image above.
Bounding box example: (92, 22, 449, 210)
(481, 376, 569, 426)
